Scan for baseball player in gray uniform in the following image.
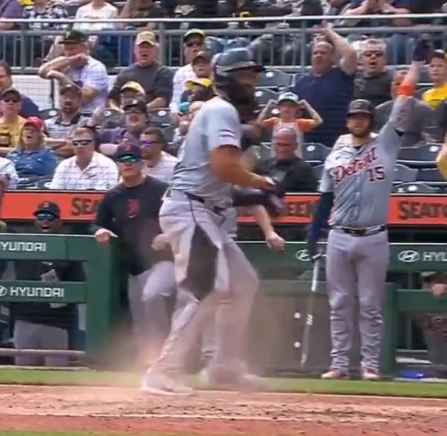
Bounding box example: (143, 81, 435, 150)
(307, 41, 428, 380)
(140, 48, 276, 395)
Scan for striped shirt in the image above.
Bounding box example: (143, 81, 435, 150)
(67, 57, 109, 114)
(142, 151, 178, 183)
(45, 113, 89, 140)
(49, 151, 119, 190)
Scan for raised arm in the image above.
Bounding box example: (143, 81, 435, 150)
(321, 23, 357, 75)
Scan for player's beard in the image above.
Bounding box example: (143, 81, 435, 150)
(226, 82, 257, 109)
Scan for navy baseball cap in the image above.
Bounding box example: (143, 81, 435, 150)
(123, 99, 147, 114)
(115, 143, 142, 161)
(33, 201, 61, 218)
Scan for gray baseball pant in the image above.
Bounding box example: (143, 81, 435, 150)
(150, 197, 259, 378)
(326, 228, 389, 372)
(13, 320, 69, 366)
(127, 261, 178, 359)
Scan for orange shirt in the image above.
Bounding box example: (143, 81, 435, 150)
(262, 117, 317, 133)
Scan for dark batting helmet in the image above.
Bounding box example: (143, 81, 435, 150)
(212, 48, 264, 109)
(347, 99, 374, 118)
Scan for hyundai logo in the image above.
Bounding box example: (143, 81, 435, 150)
(295, 250, 311, 262)
(397, 250, 421, 263)
(0, 285, 7, 297)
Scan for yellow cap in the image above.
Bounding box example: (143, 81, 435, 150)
(120, 81, 145, 95)
(183, 28, 206, 42)
(185, 78, 213, 89)
(135, 31, 156, 46)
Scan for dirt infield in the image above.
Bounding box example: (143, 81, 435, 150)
(0, 385, 446, 435)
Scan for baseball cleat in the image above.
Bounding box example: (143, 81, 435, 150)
(206, 368, 266, 391)
(140, 372, 194, 396)
(321, 369, 349, 380)
(361, 368, 381, 381)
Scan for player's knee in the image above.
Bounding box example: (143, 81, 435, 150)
(330, 292, 354, 311)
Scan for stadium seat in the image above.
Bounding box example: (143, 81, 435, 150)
(417, 168, 445, 183)
(302, 142, 331, 165)
(394, 182, 439, 194)
(312, 163, 325, 180)
(39, 108, 59, 120)
(397, 143, 442, 168)
(255, 89, 278, 106)
(103, 108, 123, 126)
(150, 108, 171, 127)
(393, 163, 418, 183)
(259, 69, 291, 90)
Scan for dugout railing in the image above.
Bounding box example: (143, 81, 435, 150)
(0, 233, 121, 363)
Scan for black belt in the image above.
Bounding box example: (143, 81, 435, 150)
(336, 225, 387, 237)
(166, 190, 227, 214)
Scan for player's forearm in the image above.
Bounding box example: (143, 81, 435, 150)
(307, 192, 334, 244)
(251, 205, 275, 237)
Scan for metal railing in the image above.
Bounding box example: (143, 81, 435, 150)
(0, 13, 445, 72)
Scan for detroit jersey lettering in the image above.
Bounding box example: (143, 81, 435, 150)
(320, 121, 403, 228)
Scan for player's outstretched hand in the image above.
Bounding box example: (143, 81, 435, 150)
(265, 230, 285, 251)
(151, 233, 170, 251)
(95, 228, 117, 245)
(412, 39, 431, 63)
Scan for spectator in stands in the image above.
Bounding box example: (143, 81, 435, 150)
(375, 68, 434, 147)
(23, 0, 69, 65)
(120, 81, 146, 107)
(100, 99, 150, 148)
(0, 89, 25, 157)
(0, 0, 22, 30)
(354, 39, 392, 107)
(170, 29, 206, 115)
(182, 77, 214, 104)
(118, 0, 166, 30)
(45, 84, 88, 159)
(0, 62, 39, 118)
(109, 31, 173, 111)
(258, 92, 322, 151)
(423, 50, 447, 109)
(7, 117, 57, 180)
(12, 201, 83, 367)
(49, 123, 119, 190)
(74, 0, 118, 34)
(139, 127, 177, 183)
(255, 126, 318, 194)
(170, 99, 205, 155)
(324, 0, 351, 16)
(0, 154, 18, 188)
(38, 30, 109, 114)
(292, 24, 357, 148)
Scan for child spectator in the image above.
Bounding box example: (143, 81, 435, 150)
(423, 50, 447, 110)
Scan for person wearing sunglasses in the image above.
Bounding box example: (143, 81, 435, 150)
(139, 127, 178, 183)
(354, 39, 392, 107)
(170, 29, 206, 117)
(49, 124, 119, 190)
(0, 88, 26, 157)
(11, 201, 84, 367)
(95, 143, 178, 366)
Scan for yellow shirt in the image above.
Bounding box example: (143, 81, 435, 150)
(422, 83, 447, 109)
(0, 116, 25, 148)
(436, 147, 447, 180)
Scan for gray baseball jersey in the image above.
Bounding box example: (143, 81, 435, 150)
(320, 96, 414, 228)
(169, 96, 242, 207)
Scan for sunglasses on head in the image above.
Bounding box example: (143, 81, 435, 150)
(117, 155, 140, 164)
(72, 139, 92, 147)
(364, 51, 384, 57)
(36, 212, 57, 222)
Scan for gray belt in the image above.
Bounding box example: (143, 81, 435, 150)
(165, 189, 229, 213)
(332, 224, 387, 237)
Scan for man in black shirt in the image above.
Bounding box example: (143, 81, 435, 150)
(95, 143, 177, 363)
(12, 201, 84, 367)
(255, 127, 318, 194)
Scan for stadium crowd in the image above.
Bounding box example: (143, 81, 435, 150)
(0, 3, 446, 371)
